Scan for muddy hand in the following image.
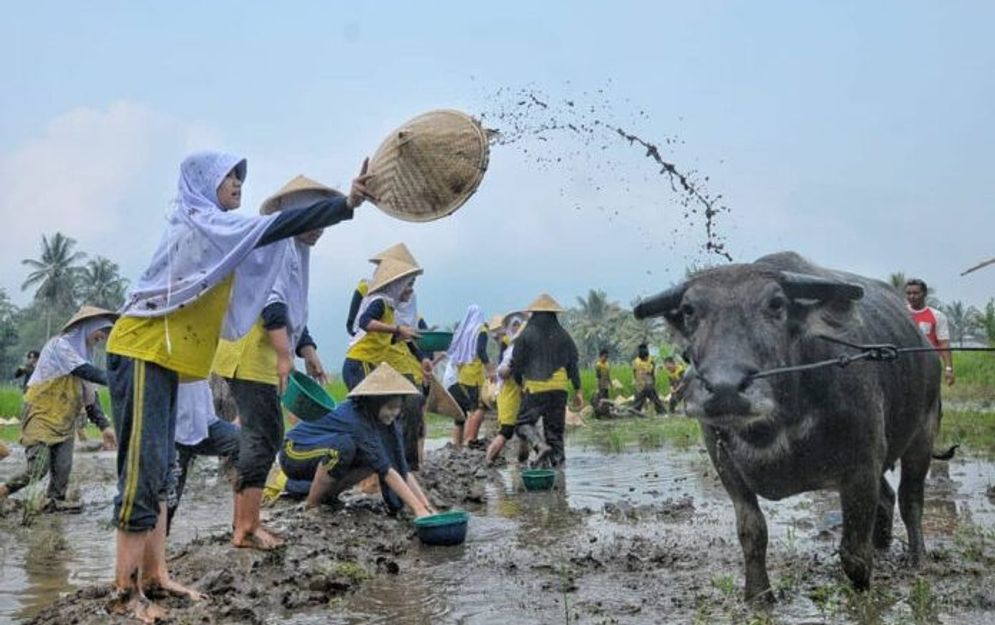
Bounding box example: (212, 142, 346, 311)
(347, 157, 378, 207)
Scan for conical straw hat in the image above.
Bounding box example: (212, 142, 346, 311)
(525, 293, 564, 313)
(260, 175, 342, 215)
(62, 305, 118, 333)
(348, 362, 420, 397)
(425, 374, 466, 422)
(369, 242, 418, 267)
(487, 314, 505, 332)
(366, 109, 490, 223)
(368, 257, 423, 294)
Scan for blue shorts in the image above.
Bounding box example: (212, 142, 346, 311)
(108, 355, 178, 532)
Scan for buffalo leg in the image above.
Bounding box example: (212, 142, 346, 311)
(838, 471, 880, 590)
(705, 430, 771, 601)
(899, 435, 932, 565)
(873, 475, 895, 549)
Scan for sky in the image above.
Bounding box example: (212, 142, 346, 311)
(1, 1, 992, 365)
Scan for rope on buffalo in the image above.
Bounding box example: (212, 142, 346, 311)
(748, 335, 995, 381)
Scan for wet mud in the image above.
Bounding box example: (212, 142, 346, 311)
(478, 84, 733, 262)
(3, 433, 995, 624)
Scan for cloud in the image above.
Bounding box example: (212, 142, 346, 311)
(0, 101, 219, 303)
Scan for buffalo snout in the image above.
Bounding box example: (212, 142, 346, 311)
(698, 364, 758, 417)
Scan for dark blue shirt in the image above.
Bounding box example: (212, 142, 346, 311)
(285, 399, 409, 478)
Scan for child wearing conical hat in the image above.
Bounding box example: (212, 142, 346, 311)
(342, 258, 425, 389)
(0, 306, 118, 504)
(511, 294, 583, 468)
(345, 243, 419, 336)
(279, 362, 435, 515)
(212, 174, 342, 551)
(103, 151, 372, 619)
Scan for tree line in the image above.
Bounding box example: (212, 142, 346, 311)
(0, 232, 128, 378)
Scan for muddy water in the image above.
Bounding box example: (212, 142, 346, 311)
(3, 435, 995, 624)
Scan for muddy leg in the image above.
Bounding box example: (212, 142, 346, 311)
(707, 431, 771, 602)
(873, 475, 895, 549)
(838, 472, 879, 591)
(485, 434, 506, 464)
(109, 530, 167, 624)
(463, 408, 485, 444)
(899, 442, 931, 565)
(143, 502, 205, 600)
(306, 464, 334, 508)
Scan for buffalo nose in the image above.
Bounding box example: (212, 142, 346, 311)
(698, 365, 757, 415)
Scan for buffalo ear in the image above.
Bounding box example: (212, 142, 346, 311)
(778, 272, 863, 302)
(634, 283, 688, 331)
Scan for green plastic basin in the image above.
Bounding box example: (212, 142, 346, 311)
(281, 371, 336, 422)
(416, 331, 454, 353)
(413, 510, 469, 545)
(521, 468, 556, 491)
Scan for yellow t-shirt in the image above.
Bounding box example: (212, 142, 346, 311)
(387, 339, 424, 384)
(346, 301, 396, 364)
(524, 367, 570, 394)
(212, 320, 278, 385)
(595, 360, 611, 390)
(21, 375, 83, 446)
(107, 276, 234, 380)
(496, 378, 522, 427)
(665, 363, 687, 387)
(457, 326, 488, 387)
(633, 357, 656, 390)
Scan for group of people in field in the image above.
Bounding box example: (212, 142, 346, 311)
(0, 150, 589, 623)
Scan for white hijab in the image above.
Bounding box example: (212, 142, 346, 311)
(28, 317, 114, 387)
(174, 379, 219, 447)
(442, 304, 484, 388)
(266, 189, 328, 350)
(118, 151, 289, 343)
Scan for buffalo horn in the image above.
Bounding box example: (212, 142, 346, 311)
(633, 284, 687, 319)
(779, 271, 863, 301)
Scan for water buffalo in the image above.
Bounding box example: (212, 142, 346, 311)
(634, 251, 941, 600)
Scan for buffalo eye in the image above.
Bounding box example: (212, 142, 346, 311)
(767, 295, 787, 315)
(680, 303, 696, 319)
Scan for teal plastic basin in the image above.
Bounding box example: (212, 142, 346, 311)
(281, 371, 336, 422)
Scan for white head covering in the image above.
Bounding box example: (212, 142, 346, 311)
(394, 291, 419, 328)
(265, 189, 327, 350)
(442, 304, 485, 388)
(495, 315, 525, 391)
(28, 316, 115, 388)
(175, 379, 219, 447)
(118, 151, 289, 343)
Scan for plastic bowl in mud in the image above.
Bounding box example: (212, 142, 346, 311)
(521, 468, 556, 491)
(416, 331, 453, 353)
(281, 371, 336, 422)
(413, 510, 470, 546)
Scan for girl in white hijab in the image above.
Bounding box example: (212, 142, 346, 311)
(443, 304, 489, 447)
(0, 307, 117, 504)
(104, 151, 372, 621)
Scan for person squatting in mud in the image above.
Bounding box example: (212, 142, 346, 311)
(279, 363, 436, 516)
(511, 294, 583, 467)
(631, 342, 666, 415)
(212, 174, 343, 551)
(0, 306, 118, 506)
(103, 150, 373, 621)
(485, 312, 528, 465)
(445, 304, 491, 448)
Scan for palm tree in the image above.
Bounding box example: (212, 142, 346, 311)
(942, 300, 981, 346)
(21, 232, 87, 337)
(569, 290, 623, 364)
(78, 256, 128, 310)
(888, 272, 906, 292)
